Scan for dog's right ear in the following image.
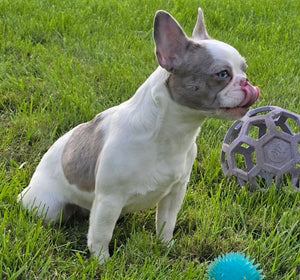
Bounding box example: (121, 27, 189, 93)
(154, 11, 189, 72)
(192, 8, 210, 41)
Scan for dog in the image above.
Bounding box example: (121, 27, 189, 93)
(18, 8, 260, 263)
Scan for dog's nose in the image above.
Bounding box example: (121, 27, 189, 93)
(240, 78, 249, 86)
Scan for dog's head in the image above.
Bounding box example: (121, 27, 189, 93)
(153, 9, 260, 120)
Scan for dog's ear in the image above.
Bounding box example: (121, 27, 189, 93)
(154, 11, 189, 72)
(192, 8, 210, 41)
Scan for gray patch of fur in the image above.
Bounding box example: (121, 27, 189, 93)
(166, 42, 231, 110)
(62, 114, 104, 192)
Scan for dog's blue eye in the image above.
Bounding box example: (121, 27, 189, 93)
(217, 70, 229, 80)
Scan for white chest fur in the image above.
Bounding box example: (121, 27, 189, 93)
(89, 67, 204, 212)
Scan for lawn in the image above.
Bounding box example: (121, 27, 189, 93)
(0, 0, 299, 279)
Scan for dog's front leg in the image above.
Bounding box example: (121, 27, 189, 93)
(87, 194, 123, 264)
(156, 183, 187, 244)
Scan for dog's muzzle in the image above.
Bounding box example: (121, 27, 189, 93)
(239, 81, 260, 108)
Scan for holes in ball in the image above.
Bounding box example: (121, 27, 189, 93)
(241, 143, 250, 149)
(233, 142, 256, 172)
(249, 125, 259, 140)
(291, 163, 300, 191)
(280, 172, 292, 187)
(273, 113, 300, 135)
(279, 172, 299, 191)
(247, 120, 269, 140)
(235, 153, 247, 171)
(253, 171, 274, 189)
(286, 118, 300, 134)
(252, 151, 257, 166)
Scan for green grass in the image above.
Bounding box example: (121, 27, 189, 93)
(0, 0, 299, 279)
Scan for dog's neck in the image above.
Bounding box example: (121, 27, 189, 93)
(125, 67, 206, 149)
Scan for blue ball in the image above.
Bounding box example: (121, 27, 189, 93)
(207, 252, 264, 280)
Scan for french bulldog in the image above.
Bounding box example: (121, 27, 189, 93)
(18, 8, 260, 263)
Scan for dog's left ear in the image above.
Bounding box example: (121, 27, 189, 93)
(192, 8, 210, 41)
(154, 11, 189, 72)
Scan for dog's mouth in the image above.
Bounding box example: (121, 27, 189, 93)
(239, 82, 260, 108)
(221, 82, 260, 118)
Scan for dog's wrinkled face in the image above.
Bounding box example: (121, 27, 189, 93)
(154, 9, 260, 119)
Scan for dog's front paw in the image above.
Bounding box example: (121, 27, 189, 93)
(159, 234, 175, 248)
(90, 249, 110, 265)
(166, 239, 175, 248)
(88, 241, 110, 265)
(97, 252, 110, 265)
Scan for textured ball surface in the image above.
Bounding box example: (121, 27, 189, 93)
(221, 106, 300, 191)
(207, 252, 264, 280)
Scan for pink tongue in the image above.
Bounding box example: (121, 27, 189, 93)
(239, 82, 260, 107)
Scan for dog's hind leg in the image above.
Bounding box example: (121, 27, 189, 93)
(18, 180, 67, 223)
